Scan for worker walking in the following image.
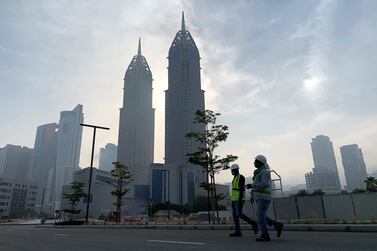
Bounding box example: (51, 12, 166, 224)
(246, 155, 283, 241)
(229, 164, 258, 237)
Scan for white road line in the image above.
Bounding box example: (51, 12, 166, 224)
(53, 233, 69, 237)
(147, 240, 206, 245)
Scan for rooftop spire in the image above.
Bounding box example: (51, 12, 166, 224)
(181, 11, 185, 31)
(137, 37, 141, 56)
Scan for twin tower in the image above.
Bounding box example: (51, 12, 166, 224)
(117, 13, 205, 212)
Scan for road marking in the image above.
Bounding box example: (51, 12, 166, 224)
(147, 240, 205, 245)
(53, 233, 69, 237)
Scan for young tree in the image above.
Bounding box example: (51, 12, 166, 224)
(63, 181, 87, 221)
(186, 110, 238, 224)
(365, 176, 377, 192)
(110, 161, 132, 224)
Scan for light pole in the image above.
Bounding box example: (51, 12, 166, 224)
(39, 187, 49, 217)
(80, 123, 110, 224)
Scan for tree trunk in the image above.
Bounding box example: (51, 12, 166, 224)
(210, 174, 216, 224)
(207, 168, 211, 224)
(213, 175, 220, 224)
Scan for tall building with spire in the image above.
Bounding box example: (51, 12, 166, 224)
(165, 13, 205, 204)
(117, 39, 155, 213)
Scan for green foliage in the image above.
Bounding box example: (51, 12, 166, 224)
(150, 202, 190, 216)
(365, 176, 377, 192)
(63, 181, 87, 221)
(311, 189, 325, 196)
(190, 195, 226, 213)
(109, 161, 132, 223)
(296, 189, 309, 196)
(150, 196, 227, 216)
(352, 188, 367, 194)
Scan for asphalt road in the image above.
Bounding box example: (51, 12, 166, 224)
(0, 225, 376, 251)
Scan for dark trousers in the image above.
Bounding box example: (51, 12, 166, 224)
(256, 199, 281, 237)
(231, 201, 257, 233)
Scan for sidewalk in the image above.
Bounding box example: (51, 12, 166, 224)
(34, 223, 377, 232)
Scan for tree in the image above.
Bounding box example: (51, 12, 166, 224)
(186, 110, 238, 224)
(63, 181, 87, 221)
(109, 162, 132, 224)
(311, 189, 325, 196)
(296, 189, 309, 196)
(365, 176, 377, 192)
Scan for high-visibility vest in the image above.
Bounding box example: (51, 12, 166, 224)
(231, 175, 245, 201)
(253, 170, 272, 198)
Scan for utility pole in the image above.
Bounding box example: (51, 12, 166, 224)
(39, 188, 48, 217)
(80, 123, 110, 224)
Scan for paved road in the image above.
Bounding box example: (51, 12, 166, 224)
(0, 225, 376, 251)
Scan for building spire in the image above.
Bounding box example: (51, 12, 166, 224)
(137, 37, 141, 56)
(181, 11, 185, 31)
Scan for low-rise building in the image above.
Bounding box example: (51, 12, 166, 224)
(0, 176, 37, 219)
(60, 167, 117, 219)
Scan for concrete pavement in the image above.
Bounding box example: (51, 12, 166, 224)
(1, 225, 377, 251)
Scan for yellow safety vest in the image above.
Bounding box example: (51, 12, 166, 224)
(231, 175, 245, 201)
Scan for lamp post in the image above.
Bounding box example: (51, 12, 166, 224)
(80, 123, 110, 224)
(39, 187, 49, 217)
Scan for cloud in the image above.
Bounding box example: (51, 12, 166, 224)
(1, 0, 377, 187)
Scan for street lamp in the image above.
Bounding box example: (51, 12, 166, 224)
(80, 123, 110, 224)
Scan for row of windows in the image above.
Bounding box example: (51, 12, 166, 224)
(0, 209, 8, 213)
(0, 202, 8, 206)
(0, 195, 9, 200)
(0, 189, 9, 193)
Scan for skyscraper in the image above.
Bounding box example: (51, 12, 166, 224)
(0, 144, 33, 181)
(165, 12, 205, 204)
(340, 144, 368, 191)
(117, 39, 154, 213)
(99, 143, 117, 172)
(29, 123, 58, 204)
(305, 135, 341, 193)
(53, 104, 83, 209)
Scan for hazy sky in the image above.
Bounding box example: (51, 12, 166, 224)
(1, 0, 377, 188)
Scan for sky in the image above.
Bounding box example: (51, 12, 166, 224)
(1, 0, 377, 189)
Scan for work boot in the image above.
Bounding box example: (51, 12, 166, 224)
(276, 223, 284, 238)
(229, 232, 242, 237)
(252, 223, 259, 235)
(256, 235, 271, 242)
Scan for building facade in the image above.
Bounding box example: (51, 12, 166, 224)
(340, 144, 368, 191)
(165, 13, 205, 205)
(0, 176, 37, 219)
(60, 167, 117, 219)
(99, 143, 117, 172)
(305, 135, 341, 193)
(53, 104, 84, 210)
(29, 123, 58, 204)
(0, 144, 33, 182)
(117, 39, 155, 213)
